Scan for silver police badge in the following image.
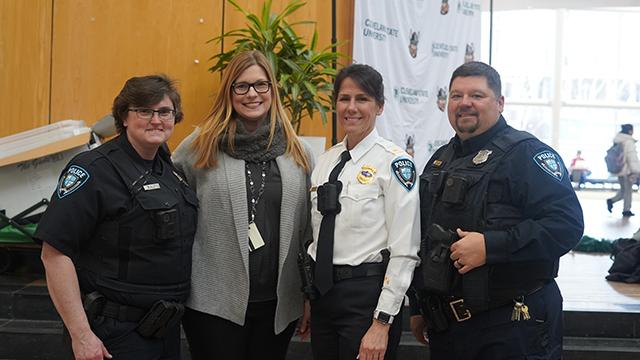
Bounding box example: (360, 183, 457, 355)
(472, 150, 492, 165)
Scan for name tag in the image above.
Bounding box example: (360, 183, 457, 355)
(248, 222, 265, 251)
(143, 183, 160, 191)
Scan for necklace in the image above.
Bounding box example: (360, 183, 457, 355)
(246, 161, 268, 223)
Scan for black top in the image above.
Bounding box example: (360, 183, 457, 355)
(246, 159, 282, 302)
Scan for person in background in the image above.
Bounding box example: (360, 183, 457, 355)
(308, 63, 420, 360)
(410, 61, 584, 360)
(172, 50, 312, 360)
(607, 124, 640, 217)
(569, 150, 590, 189)
(37, 74, 198, 360)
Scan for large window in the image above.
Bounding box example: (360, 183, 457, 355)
(482, 4, 640, 180)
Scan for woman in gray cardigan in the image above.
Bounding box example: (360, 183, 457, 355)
(172, 50, 313, 360)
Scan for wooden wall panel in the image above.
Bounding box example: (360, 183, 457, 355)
(50, 0, 222, 149)
(0, 0, 52, 138)
(3, 0, 357, 149)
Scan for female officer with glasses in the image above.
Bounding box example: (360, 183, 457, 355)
(36, 74, 198, 360)
(173, 50, 313, 359)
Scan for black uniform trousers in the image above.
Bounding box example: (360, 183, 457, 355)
(310, 274, 403, 360)
(83, 317, 181, 360)
(426, 281, 563, 360)
(182, 300, 297, 360)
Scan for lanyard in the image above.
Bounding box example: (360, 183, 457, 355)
(246, 161, 268, 223)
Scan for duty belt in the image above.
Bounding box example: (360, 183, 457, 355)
(83, 291, 185, 338)
(425, 281, 547, 326)
(333, 262, 386, 282)
(82, 292, 146, 322)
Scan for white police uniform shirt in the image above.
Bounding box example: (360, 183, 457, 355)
(309, 128, 420, 316)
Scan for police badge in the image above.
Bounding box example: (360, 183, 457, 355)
(357, 165, 377, 184)
(57, 165, 90, 198)
(472, 150, 492, 165)
(391, 158, 416, 191)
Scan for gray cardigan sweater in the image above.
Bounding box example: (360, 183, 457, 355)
(172, 129, 313, 334)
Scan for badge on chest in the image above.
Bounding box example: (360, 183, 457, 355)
(248, 222, 265, 251)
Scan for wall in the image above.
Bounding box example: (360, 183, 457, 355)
(0, 0, 355, 149)
(0, 0, 52, 137)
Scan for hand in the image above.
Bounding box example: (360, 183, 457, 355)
(358, 320, 389, 360)
(297, 299, 311, 340)
(71, 329, 112, 360)
(409, 315, 428, 345)
(450, 229, 486, 274)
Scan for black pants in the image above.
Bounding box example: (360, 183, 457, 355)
(182, 300, 297, 360)
(427, 281, 563, 360)
(310, 274, 403, 360)
(83, 316, 181, 360)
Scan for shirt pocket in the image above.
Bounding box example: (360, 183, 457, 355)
(342, 182, 382, 230)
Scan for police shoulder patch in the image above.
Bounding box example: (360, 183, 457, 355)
(57, 165, 91, 198)
(391, 157, 416, 191)
(533, 150, 564, 181)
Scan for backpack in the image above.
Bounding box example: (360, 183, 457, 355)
(606, 238, 640, 283)
(605, 142, 625, 173)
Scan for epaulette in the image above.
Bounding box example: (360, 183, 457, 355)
(377, 138, 407, 157)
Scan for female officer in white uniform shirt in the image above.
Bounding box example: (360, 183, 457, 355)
(308, 64, 420, 360)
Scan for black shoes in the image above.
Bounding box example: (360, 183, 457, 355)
(607, 199, 613, 213)
(622, 211, 635, 217)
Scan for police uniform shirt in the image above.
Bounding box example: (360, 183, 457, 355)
(35, 136, 142, 259)
(425, 117, 584, 273)
(34, 135, 197, 301)
(309, 128, 420, 316)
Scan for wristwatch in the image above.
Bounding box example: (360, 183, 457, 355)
(373, 310, 394, 325)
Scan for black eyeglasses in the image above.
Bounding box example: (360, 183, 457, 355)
(231, 81, 272, 95)
(128, 108, 176, 122)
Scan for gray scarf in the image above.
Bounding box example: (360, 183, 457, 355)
(221, 116, 286, 162)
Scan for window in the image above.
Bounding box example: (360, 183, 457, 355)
(482, 4, 640, 181)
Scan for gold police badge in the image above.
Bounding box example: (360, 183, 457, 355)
(472, 150, 493, 165)
(357, 165, 377, 184)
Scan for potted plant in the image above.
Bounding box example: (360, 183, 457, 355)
(208, 0, 341, 136)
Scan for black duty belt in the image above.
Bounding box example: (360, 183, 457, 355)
(429, 281, 547, 324)
(100, 300, 147, 322)
(333, 262, 386, 282)
(82, 292, 147, 322)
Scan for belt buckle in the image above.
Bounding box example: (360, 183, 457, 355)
(449, 298, 471, 322)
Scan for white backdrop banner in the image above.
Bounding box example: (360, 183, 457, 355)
(352, 0, 482, 171)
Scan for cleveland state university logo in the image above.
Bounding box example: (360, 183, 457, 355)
(437, 87, 447, 112)
(441, 0, 450, 15)
(465, 43, 475, 63)
(405, 135, 415, 157)
(408, 31, 420, 58)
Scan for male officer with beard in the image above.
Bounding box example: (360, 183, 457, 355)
(409, 62, 583, 359)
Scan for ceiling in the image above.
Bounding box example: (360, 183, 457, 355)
(481, 0, 640, 11)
